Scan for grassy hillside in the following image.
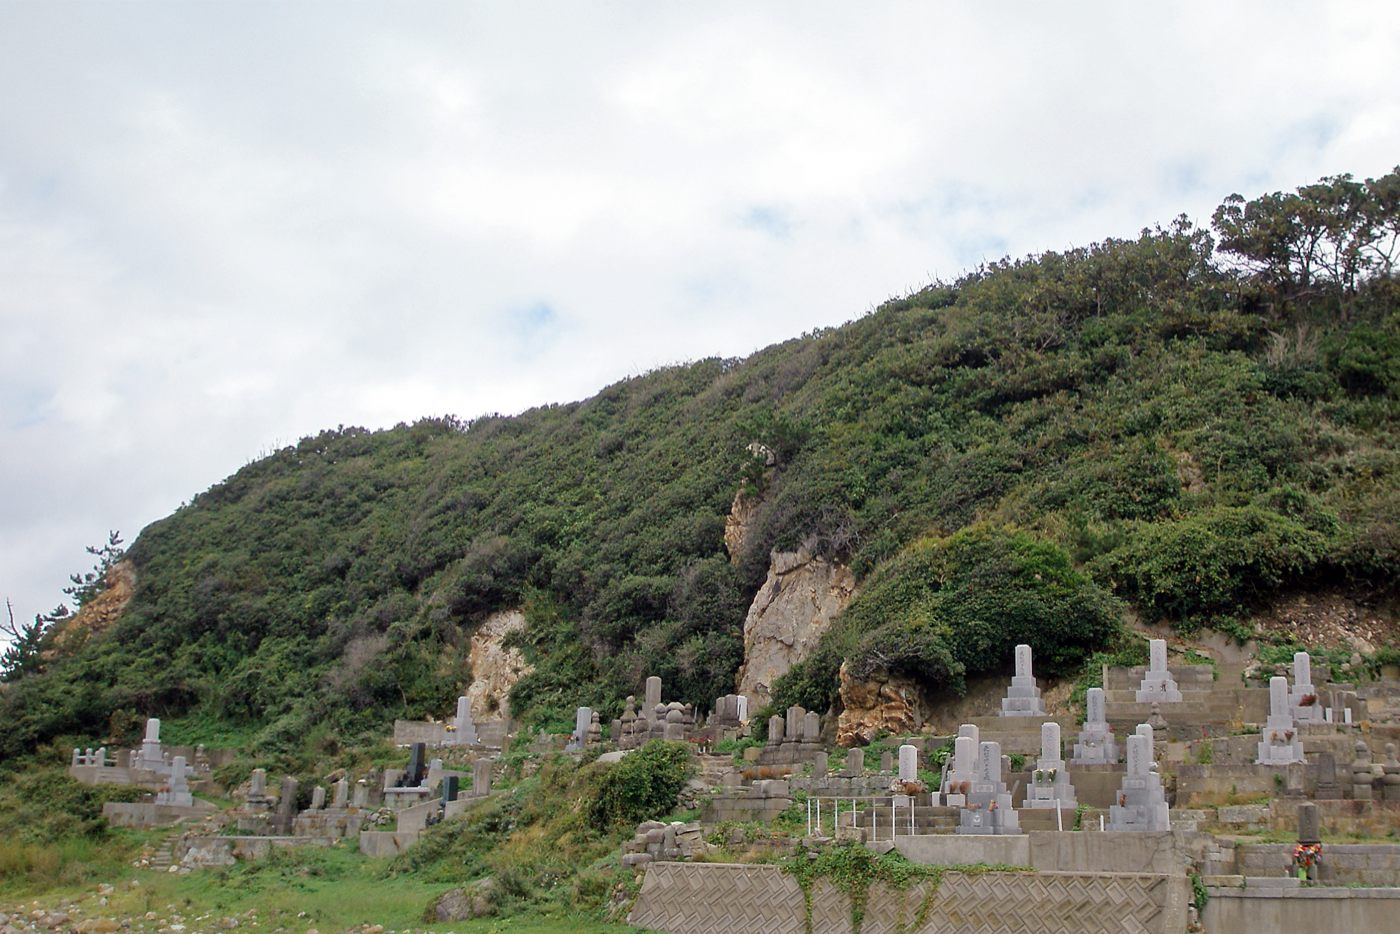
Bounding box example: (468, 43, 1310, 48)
(3, 170, 1397, 760)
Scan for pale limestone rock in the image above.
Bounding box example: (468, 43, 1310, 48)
(465, 609, 533, 721)
(735, 549, 856, 707)
(836, 662, 930, 747)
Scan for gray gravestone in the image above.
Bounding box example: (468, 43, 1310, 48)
(1107, 730, 1170, 831)
(1024, 721, 1076, 809)
(645, 676, 662, 722)
(1136, 639, 1182, 703)
(156, 755, 193, 807)
(454, 695, 478, 745)
(1257, 676, 1305, 765)
(897, 744, 919, 783)
(1073, 687, 1119, 764)
(1297, 802, 1321, 844)
(310, 786, 326, 810)
(472, 759, 492, 796)
(1000, 644, 1046, 717)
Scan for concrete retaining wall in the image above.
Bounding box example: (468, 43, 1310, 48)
(102, 801, 215, 829)
(358, 830, 420, 857)
(892, 830, 1197, 874)
(1235, 843, 1400, 885)
(628, 861, 1187, 934)
(1204, 886, 1400, 929)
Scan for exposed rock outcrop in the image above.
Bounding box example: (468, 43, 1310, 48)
(735, 548, 855, 708)
(465, 609, 532, 721)
(836, 662, 930, 746)
(723, 488, 760, 561)
(49, 560, 136, 651)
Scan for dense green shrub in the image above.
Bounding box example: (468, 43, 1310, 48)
(1091, 506, 1331, 627)
(587, 740, 692, 829)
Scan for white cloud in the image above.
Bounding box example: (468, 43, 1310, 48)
(1, 1, 1398, 629)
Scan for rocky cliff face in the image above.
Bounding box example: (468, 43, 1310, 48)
(836, 662, 931, 746)
(735, 549, 856, 708)
(465, 609, 533, 722)
(49, 560, 136, 651)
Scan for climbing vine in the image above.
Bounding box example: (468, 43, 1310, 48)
(782, 842, 1032, 934)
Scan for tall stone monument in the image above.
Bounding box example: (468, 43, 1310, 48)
(155, 755, 193, 807)
(1288, 652, 1321, 722)
(1000, 644, 1046, 717)
(1257, 676, 1306, 765)
(1024, 722, 1076, 809)
(1135, 639, 1182, 703)
(453, 695, 478, 745)
(955, 741, 1021, 835)
(136, 717, 165, 771)
(1072, 687, 1119, 764)
(1107, 729, 1170, 831)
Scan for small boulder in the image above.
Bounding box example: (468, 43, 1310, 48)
(428, 878, 498, 922)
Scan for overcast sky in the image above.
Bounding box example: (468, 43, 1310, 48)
(2, 2, 1397, 630)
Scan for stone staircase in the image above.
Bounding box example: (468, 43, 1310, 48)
(147, 835, 178, 871)
(695, 753, 734, 784)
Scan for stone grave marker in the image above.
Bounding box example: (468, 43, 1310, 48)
(1024, 721, 1076, 809)
(1297, 802, 1321, 845)
(406, 743, 429, 787)
(1072, 687, 1119, 764)
(310, 786, 326, 810)
(137, 717, 165, 771)
(1289, 652, 1321, 722)
(645, 676, 662, 723)
(1315, 752, 1342, 800)
(844, 747, 864, 777)
(1352, 740, 1374, 800)
(1000, 644, 1046, 717)
(879, 750, 893, 773)
(472, 759, 493, 796)
(1256, 675, 1305, 765)
(898, 744, 919, 783)
(1107, 730, 1169, 831)
(275, 776, 299, 834)
(156, 755, 193, 807)
(454, 695, 478, 745)
(813, 751, 829, 777)
(248, 768, 270, 808)
(442, 775, 459, 804)
(956, 740, 1019, 834)
(1135, 639, 1182, 703)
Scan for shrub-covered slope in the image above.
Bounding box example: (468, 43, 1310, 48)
(3, 172, 1398, 759)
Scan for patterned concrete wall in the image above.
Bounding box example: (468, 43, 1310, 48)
(628, 862, 1187, 934)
